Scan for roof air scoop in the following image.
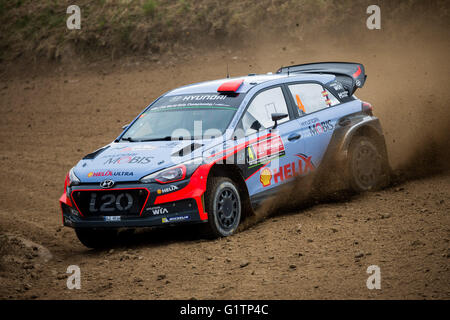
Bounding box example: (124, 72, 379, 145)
(217, 79, 244, 93)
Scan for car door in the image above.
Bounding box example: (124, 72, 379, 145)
(285, 82, 358, 169)
(234, 86, 305, 199)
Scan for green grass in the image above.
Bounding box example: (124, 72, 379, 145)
(179, 0, 190, 11)
(142, 0, 157, 16)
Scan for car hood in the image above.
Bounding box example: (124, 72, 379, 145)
(73, 139, 217, 183)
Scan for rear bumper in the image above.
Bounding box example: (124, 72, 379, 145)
(60, 164, 212, 229)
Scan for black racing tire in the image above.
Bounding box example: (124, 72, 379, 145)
(202, 177, 242, 238)
(347, 136, 390, 192)
(75, 228, 118, 249)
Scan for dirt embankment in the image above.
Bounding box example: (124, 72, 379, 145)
(0, 2, 449, 300)
(1, 0, 449, 64)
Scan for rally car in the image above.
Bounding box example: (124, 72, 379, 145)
(60, 62, 390, 248)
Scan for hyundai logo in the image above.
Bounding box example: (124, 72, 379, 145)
(100, 179, 115, 189)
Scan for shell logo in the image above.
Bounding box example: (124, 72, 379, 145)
(87, 172, 94, 177)
(260, 167, 272, 187)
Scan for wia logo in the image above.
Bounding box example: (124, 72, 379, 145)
(151, 207, 169, 215)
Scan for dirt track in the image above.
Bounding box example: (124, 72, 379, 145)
(0, 26, 449, 299)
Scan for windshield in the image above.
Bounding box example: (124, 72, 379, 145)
(122, 93, 245, 141)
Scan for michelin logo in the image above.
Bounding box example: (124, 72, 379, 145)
(162, 215, 190, 223)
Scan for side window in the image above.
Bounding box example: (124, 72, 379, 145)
(288, 83, 339, 116)
(239, 87, 290, 136)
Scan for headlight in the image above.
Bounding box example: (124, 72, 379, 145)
(140, 158, 203, 184)
(68, 167, 80, 185)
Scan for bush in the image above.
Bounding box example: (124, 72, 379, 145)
(142, 0, 157, 16)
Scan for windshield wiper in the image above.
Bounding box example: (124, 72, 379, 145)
(139, 136, 174, 142)
(120, 137, 137, 142)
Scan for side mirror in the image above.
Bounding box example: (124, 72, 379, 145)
(250, 120, 262, 132)
(122, 124, 129, 130)
(271, 113, 288, 129)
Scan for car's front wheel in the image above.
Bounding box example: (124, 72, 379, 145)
(75, 228, 118, 249)
(203, 177, 242, 238)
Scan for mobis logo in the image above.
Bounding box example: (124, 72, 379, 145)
(104, 156, 152, 165)
(309, 120, 334, 136)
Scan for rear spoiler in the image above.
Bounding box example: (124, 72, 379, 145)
(276, 62, 366, 95)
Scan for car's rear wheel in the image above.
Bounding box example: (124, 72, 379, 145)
(347, 136, 390, 192)
(203, 177, 241, 238)
(75, 228, 118, 249)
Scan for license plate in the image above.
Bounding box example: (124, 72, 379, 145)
(104, 216, 121, 221)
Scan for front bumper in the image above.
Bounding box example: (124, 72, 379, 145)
(60, 165, 210, 229)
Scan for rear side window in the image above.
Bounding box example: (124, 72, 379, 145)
(287, 83, 339, 116)
(239, 87, 290, 136)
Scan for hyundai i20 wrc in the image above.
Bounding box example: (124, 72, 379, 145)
(60, 62, 390, 248)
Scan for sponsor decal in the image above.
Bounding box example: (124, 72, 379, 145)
(337, 91, 348, 99)
(322, 90, 332, 106)
(162, 215, 190, 223)
(169, 96, 183, 102)
(182, 95, 227, 101)
(127, 145, 157, 151)
(157, 185, 179, 195)
(147, 206, 169, 215)
(103, 156, 152, 165)
(247, 136, 285, 167)
(328, 81, 349, 99)
(300, 117, 320, 127)
(309, 120, 334, 136)
(260, 154, 315, 186)
(329, 81, 344, 91)
(166, 142, 180, 147)
(87, 170, 134, 178)
(112, 145, 157, 152)
(260, 167, 272, 187)
(102, 152, 137, 158)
